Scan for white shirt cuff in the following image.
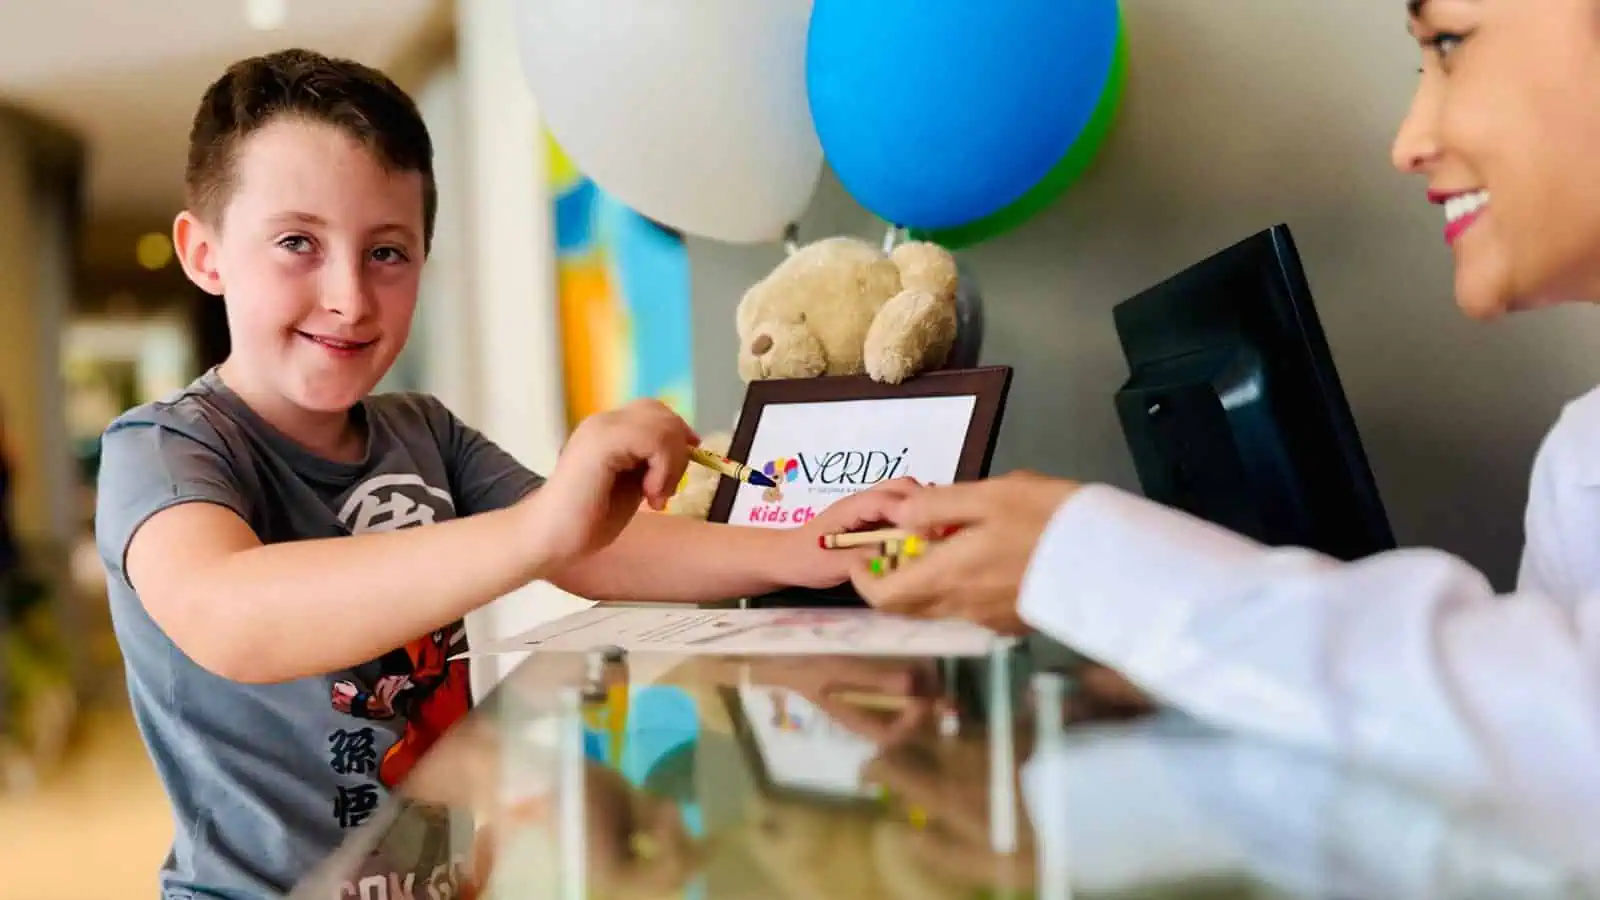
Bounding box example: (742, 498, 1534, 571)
(1017, 484, 1269, 667)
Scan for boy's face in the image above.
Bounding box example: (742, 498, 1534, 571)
(175, 118, 426, 415)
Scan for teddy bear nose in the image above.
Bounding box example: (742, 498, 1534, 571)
(750, 334, 774, 356)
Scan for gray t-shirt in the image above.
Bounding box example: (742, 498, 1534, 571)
(95, 369, 542, 899)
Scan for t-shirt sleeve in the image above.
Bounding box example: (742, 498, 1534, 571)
(430, 403, 545, 516)
(95, 414, 252, 590)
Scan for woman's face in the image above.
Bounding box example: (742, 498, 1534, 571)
(1393, 0, 1600, 319)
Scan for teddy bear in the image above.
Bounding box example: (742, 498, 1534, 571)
(666, 235, 962, 519)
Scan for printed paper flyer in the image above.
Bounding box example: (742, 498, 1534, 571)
(466, 607, 1003, 658)
(727, 395, 978, 529)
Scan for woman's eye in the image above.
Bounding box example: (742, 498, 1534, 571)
(1425, 30, 1470, 66)
(371, 246, 410, 265)
(277, 235, 313, 254)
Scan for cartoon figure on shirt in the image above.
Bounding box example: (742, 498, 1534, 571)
(331, 624, 471, 789)
(327, 472, 471, 789)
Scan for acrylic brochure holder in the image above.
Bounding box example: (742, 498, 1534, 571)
(708, 366, 1013, 608)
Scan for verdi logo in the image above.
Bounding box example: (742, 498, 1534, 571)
(761, 448, 911, 493)
(760, 457, 802, 485)
(746, 447, 913, 525)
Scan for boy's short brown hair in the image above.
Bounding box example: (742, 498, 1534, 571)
(185, 48, 436, 251)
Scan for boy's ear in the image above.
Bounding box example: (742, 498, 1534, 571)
(173, 211, 224, 296)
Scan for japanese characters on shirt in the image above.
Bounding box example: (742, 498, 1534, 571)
(325, 473, 476, 899)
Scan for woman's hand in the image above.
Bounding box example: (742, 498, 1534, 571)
(852, 472, 1081, 634)
(780, 477, 923, 589)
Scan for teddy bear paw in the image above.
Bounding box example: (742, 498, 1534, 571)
(864, 288, 960, 383)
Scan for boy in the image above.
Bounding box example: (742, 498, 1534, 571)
(96, 49, 907, 899)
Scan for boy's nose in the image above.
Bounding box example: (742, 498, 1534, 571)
(322, 266, 373, 321)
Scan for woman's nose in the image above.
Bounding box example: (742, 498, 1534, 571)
(1392, 80, 1442, 175)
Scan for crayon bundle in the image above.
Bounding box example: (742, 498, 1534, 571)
(818, 528, 944, 576)
(867, 534, 931, 576)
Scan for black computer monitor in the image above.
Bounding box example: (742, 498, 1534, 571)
(1111, 224, 1395, 561)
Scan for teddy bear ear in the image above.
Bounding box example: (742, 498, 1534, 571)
(890, 242, 961, 299)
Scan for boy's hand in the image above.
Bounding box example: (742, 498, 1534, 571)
(784, 478, 922, 588)
(528, 400, 699, 564)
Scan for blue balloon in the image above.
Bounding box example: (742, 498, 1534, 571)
(806, 0, 1121, 230)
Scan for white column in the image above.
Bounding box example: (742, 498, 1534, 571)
(411, 67, 475, 417)
(455, 0, 593, 699)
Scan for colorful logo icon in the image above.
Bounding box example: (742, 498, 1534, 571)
(762, 457, 801, 484)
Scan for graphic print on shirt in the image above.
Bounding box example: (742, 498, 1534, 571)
(324, 472, 473, 830)
(330, 625, 471, 791)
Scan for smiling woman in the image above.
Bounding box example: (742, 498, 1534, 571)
(1395, 0, 1600, 318)
(851, 0, 1600, 803)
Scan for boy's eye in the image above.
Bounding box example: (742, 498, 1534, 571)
(277, 235, 314, 254)
(371, 246, 410, 265)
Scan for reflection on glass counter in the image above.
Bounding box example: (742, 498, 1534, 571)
(291, 647, 1600, 900)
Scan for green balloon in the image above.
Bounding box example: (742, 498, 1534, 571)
(912, 20, 1128, 249)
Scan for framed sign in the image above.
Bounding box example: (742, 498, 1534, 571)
(709, 367, 1012, 605)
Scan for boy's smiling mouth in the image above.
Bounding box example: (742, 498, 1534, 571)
(297, 331, 376, 356)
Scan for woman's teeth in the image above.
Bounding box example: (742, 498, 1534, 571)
(1445, 190, 1490, 224)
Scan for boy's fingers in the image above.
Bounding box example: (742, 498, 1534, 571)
(643, 447, 687, 507)
(641, 449, 669, 500)
(639, 398, 696, 444)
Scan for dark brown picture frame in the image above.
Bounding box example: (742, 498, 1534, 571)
(707, 367, 1012, 605)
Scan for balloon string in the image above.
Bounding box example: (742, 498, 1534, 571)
(882, 224, 906, 253)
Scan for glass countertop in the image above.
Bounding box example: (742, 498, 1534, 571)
(291, 644, 1600, 899)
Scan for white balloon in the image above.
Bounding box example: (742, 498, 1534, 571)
(514, 0, 823, 244)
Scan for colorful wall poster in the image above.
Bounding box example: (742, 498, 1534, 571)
(549, 132, 695, 429)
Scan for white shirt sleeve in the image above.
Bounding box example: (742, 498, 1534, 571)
(1021, 725, 1595, 897)
(1017, 483, 1600, 804)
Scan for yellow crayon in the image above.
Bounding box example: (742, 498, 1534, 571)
(688, 445, 778, 488)
(821, 528, 912, 549)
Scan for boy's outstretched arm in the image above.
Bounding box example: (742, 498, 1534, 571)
(546, 482, 917, 604)
(118, 400, 696, 684)
(125, 496, 563, 685)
